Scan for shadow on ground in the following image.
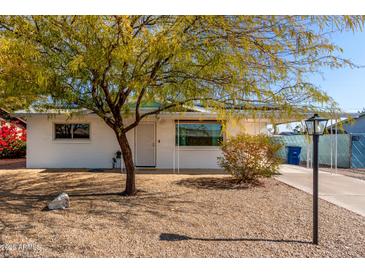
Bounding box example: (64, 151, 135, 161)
(37, 168, 227, 175)
(0, 158, 26, 169)
(0, 171, 206, 244)
(2, 169, 364, 257)
(38, 168, 122, 173)
(175, 177, 258, 190)
(0, 182, 205, 257)
(159, 233, 311, 244)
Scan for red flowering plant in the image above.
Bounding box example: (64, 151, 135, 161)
(0, 120, 26, 159)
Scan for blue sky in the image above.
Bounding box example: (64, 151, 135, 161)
(310, 29, 365, 113)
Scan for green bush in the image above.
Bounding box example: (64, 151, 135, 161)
(218, 134, 282, 185)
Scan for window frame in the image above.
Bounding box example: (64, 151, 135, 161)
(53, 123, 91, 141)
(175, 120, 224, 148)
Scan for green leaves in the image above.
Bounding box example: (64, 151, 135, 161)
(0, 15, 363, 122)
(218, 133, 283, 184)
(68, 55, 87, 74)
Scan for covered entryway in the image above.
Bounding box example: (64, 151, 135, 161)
(135, 122, 156, 167)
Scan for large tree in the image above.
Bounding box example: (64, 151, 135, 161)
(0, 16, 363, 195)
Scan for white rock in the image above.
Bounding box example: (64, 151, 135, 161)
(48, 193, 70, 210)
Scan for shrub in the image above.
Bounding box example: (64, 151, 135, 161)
(0, 120, 26, 159)
(218, 134, 282, 185)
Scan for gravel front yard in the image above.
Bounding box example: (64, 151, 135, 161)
(0, 169, 364, 258)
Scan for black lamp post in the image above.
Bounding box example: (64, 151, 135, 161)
(304, 114, 328, 245)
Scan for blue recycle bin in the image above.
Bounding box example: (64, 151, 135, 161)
(286, 146, 302, 165)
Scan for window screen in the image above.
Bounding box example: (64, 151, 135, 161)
(176, 122, 223, 146)
(55, 124, 90, 139)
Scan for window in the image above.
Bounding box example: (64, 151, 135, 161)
(55, 124, 90, 139)
(176, 122, 223, 146)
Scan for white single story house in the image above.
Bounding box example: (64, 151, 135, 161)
(15, 107, 269, 170)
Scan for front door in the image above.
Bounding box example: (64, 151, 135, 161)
(135, 123, 156, 167)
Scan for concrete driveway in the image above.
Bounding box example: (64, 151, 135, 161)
(276, 165, 365, 217)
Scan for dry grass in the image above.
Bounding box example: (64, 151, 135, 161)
(0, 168, 364, 258)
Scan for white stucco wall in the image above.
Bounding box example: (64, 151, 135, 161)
(25, 113, 268, 169)
(26, 114, 129, 168)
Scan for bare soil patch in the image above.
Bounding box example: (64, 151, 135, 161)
(0, 169, 364, 257)
(0, 158, 26, 169)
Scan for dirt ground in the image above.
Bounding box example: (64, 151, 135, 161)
(0, 158, 26, 169)
(0, 168, 364, 258)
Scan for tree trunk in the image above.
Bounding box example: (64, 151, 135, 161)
(116, 130, 136, 196)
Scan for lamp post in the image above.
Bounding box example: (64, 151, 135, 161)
(304, 114, 328, 245)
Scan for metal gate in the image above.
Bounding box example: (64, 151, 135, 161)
(351, 134, 365, 168)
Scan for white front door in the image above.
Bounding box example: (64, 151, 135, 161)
(135, 123, 156, 167)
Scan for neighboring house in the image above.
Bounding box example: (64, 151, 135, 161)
(14, 107, 269, 169)
(327, 113, 365, 134)
(0, 108, 27, 129)
(326, 112, 365, 169)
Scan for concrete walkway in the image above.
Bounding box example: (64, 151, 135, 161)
(276, 164, 365, 217)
